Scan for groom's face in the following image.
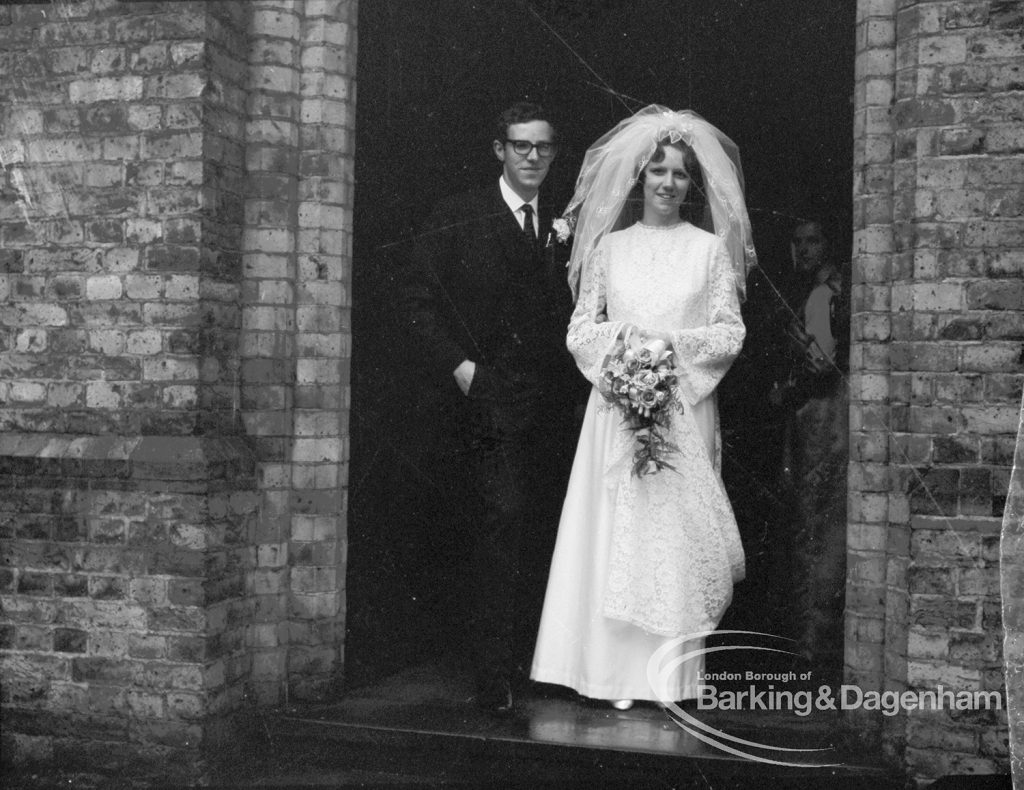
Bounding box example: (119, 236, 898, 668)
(493, 120, 556, 201)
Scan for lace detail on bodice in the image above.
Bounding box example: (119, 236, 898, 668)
(570, 223, 744, 404)
(606, 223, 708, 332)
(567, 222, 746, 637)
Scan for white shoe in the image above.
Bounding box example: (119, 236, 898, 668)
(611, 699, 634, 711)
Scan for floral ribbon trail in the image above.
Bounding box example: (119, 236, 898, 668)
(599, 332, 683, 476)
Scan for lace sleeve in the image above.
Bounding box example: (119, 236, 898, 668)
(669, 240, 746, 405)
(567, 242, 629, 387)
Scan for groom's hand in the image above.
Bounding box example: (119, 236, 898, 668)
(454, 359, 476, 396)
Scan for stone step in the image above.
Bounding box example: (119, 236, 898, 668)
(224, 661, 901, 789)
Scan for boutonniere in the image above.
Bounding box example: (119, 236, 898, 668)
(546, 216, 574, 248)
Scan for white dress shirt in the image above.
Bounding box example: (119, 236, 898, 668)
(499, 175, 538, 236)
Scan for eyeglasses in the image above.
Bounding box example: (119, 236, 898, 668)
(505, 139, 558, 158)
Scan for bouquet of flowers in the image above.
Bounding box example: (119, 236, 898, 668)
(599, 332, 682, 477)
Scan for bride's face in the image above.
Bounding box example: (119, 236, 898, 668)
(641, 146, 690, 223)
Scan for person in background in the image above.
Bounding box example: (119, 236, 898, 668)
(773, 219, 849, 680)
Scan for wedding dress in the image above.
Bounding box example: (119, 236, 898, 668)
(531, 221, 746, 702)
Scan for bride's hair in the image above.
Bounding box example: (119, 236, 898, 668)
(564, 106, 755, 302)
(618, 138, 709, 229)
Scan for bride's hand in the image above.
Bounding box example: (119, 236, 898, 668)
(618, 323, 639, 342)
(637, 329, 673, 350)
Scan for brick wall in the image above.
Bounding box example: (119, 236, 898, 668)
(0, 0, 356, 779)
(0, 435, 257, 779)
(850, 0, 1020, 783)
(0, 1, 248, 437)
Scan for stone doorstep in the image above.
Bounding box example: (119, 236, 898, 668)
(252, 705, 899, 790)
(201, 652, 894, 785)
(237, 658, 898, 790)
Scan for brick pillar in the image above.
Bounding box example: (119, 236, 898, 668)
(0, 1, 259, 779)
(0, 0, 357, 769)
(850, 0, 1020, 782)
(288, 0, 355, 701)
(848, 5, 899, 758)
(241, 0, 355, 704)
(241, 0, 304, 706)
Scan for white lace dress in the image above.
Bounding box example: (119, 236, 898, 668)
(530, 221, 746, 702)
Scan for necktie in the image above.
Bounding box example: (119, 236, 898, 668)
(521, 204, 537, 247)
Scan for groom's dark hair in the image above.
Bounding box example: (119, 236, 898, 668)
(496, 102, 558, 142)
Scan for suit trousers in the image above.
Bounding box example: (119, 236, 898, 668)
(455, 377, 570, 686)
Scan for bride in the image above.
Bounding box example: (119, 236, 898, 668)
(531, 106, 756, 706)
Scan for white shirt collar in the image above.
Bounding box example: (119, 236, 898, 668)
(499, 175, 538, 218)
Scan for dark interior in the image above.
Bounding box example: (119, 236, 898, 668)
(345, 0, 856, 687)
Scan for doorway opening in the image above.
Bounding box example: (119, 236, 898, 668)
(345, 0, 856, 698)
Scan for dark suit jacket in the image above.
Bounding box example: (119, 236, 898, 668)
(402, 182, 578, 404)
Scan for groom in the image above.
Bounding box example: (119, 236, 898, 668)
(402, 102, 582, 714)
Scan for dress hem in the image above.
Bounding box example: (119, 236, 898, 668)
(530, 667, 699, 702)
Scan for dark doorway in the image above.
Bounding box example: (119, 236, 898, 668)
(346, 0, 856, 687)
